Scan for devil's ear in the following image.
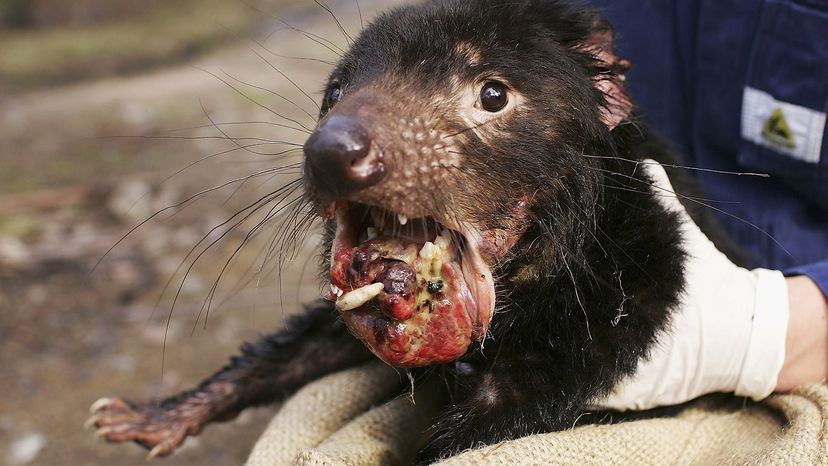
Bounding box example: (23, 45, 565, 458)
(576, 19, 632, 130)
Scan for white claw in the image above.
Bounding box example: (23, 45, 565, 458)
(84, 415, 99, 430)
(90, 397, 113, 414)
(147, 444, 166, 461)
(336, 283, 385, 311)
(398, 214, 408, 226)
(95, 427, 113, 438)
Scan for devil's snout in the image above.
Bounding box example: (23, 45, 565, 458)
(304, 116, 385, 197)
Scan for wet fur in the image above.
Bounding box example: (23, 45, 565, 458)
(91, 0, 743, 461)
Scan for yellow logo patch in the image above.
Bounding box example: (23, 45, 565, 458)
(762, 107, 797, 149)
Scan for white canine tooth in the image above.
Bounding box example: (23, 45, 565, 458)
(419, 242, 438, 260)
(336, 283, 385, 311)
(435, 231, 451, 250)
(398, 214, 408, 226)
(330, 284, 344, 298)
(366, 227, 378, 240)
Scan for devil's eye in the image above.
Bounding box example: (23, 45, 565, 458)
(479, 81, 508, 112)
(328, 85, 342, 106)
(320, 83, 342, 117)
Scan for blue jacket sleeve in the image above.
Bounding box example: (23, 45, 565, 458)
(788, 261, 828, 299)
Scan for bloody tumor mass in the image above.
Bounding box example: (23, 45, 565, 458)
(380, 262, 416, 296)
(331, 237, 479, 368)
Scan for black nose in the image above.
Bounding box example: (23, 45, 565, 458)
(304, 116, 384, 197)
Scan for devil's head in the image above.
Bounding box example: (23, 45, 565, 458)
(301, 0, 632, 367)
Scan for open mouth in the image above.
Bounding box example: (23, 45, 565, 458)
(325, 202, 495, 368)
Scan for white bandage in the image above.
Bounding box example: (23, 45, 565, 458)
(595, 160, 789, 411)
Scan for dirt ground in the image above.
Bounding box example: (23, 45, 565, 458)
(0, 1, 406, 465)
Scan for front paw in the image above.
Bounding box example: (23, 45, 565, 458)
(85, 397, 205, 459)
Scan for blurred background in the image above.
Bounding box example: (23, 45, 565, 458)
(0, 1, 404, 464)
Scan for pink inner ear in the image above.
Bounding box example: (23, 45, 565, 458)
(579, 21, 633, 130)
(595, 72, 632, 130)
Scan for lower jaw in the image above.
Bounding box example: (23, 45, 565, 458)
(339, 261, 478, 367)
(328, 206, 495, 368)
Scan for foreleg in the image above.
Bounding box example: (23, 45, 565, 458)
(87, 301, 371, 458)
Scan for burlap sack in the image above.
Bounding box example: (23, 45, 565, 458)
(245, 363, 828, 466)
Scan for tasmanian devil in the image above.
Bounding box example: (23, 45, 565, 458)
(88, 0, 742, 461)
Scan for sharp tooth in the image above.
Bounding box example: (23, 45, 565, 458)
(435, 230, 451, 250)
(366, 227, 378, 240)
(336, 283, 385, 311)
(330, 284, 344, 297)
(398, 214, 408, 226)
(419, 241, 438, 260)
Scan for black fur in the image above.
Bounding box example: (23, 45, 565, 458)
(312, 3, 698, 455)
(93, 1, 740, 462)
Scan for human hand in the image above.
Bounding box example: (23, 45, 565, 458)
(595, 159, 790, 411)
(777, 275, 828, 392)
